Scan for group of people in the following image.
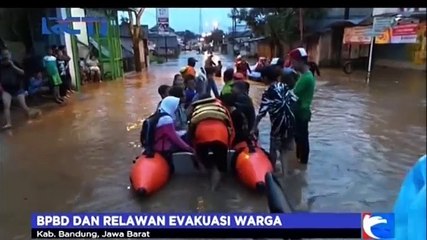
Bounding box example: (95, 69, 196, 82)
(0, 45, 78, 129)
(141, 47, 316, 179)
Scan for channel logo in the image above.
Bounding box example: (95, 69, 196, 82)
(362, 213, 394, 239)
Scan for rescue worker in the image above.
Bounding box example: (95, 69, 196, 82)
(188, 95, 235, 191)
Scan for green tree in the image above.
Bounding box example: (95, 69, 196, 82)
(232, 8, 326, 57)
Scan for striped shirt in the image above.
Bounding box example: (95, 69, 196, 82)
(257, 82, 296, 138)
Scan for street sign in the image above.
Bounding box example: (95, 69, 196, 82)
(368, 17, 395, 37)
(156, 8, 169, 34)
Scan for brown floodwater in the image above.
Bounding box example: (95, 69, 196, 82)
(0, 52, 425, 239)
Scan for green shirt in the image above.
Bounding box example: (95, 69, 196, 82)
(293, 71, 316, 121)
(221, 81, 233, 96)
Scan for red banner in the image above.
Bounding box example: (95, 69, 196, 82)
(391, 24, 418, 43)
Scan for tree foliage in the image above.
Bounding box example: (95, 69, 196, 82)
(231, 8, 327, 57)
(204, 29, 225, 45)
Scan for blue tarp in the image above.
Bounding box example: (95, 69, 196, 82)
(394, 155, 426, 240)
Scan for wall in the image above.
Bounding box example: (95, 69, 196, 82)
(70, 8, 89, 46)
(60, 8, 78, 88)
(318, 32, 333, 66)
(374, 44, 426, 71)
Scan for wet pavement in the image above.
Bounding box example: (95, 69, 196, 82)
(0, 51, 426, 239)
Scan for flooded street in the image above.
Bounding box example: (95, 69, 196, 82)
(0, 52, 426, 239)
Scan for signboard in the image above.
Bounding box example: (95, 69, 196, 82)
(41, 17, 108, 36)
(344, 22, 423, 45)
(391, 23, 418, 43)
(375, 29, 391, 44)
(370, 17, 395, 37)
(156, 8, 169, 34)
(373, 8, 427, 16)
(343, 26, 372, 44)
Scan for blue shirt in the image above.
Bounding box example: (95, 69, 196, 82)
(185, 88, 196, 108)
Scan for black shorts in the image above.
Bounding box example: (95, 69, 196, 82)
(2, 85, 25, 97)
(194, 141, 228, 172)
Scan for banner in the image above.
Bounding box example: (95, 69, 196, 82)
(343, 26, 372, 44)
(391, 23, 419, 44)
(31, 213, 394, 239)
(375, 28, 392, 44)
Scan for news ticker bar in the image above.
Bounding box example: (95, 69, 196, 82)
(32, 228, 361, 238)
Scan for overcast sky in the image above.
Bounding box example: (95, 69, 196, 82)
(120, 8, 233, 33)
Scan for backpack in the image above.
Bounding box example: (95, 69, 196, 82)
(140, 110, 170, 158)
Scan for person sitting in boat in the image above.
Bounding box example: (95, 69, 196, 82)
(157, 84, 171, 109)
(155, 96, 194, 174)
(188, 95, 235, 190)
(235, 55, 251, 79)
(172, 74, 185, 89)
(168, 86, 188, 134)
(184, 76, 196, 109)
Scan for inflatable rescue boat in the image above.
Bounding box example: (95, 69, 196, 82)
(130, 153, 170, 196)
(232, 141, 273, 191)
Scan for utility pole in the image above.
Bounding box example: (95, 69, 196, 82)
(231, 8, 238, 56)
(199, 8, 203, 35)
(299, 8, 304, 43)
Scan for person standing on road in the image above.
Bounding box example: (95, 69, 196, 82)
(43, 47, 63, 104)
(0, 48, 41, 129)
(288, 48, 316, 165)
(235, 55, 251, 79)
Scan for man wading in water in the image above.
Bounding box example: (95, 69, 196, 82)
(288, 48, 316, 165)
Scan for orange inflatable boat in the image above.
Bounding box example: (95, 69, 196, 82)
(233, 141, 273, 191)
(130, 153, 170, 196)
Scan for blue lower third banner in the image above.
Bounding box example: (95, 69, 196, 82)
(32, 213, 364, 238)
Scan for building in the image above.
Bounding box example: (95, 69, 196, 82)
(148, 25, 180, 57)
(0, 8, 123, 90)
(371, 8, 426, 70)
(119, 23, 149, 72)
(304, 8, 374, 67)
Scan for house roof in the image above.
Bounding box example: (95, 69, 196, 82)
(227, 30, 253, 39)
(149, 24, 176, 33)
(119, 23, 149, 39)
(305, 16, 372, 33)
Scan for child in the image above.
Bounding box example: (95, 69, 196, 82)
(251, 65, 295, 175)
(56, 50, 69, 99)
(157, 85, 171, 109)
(43, 47, 63, 104)
(28, 72, 47, 96)
(172, 74, 185, 89)
(184, 77, 196, 108)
